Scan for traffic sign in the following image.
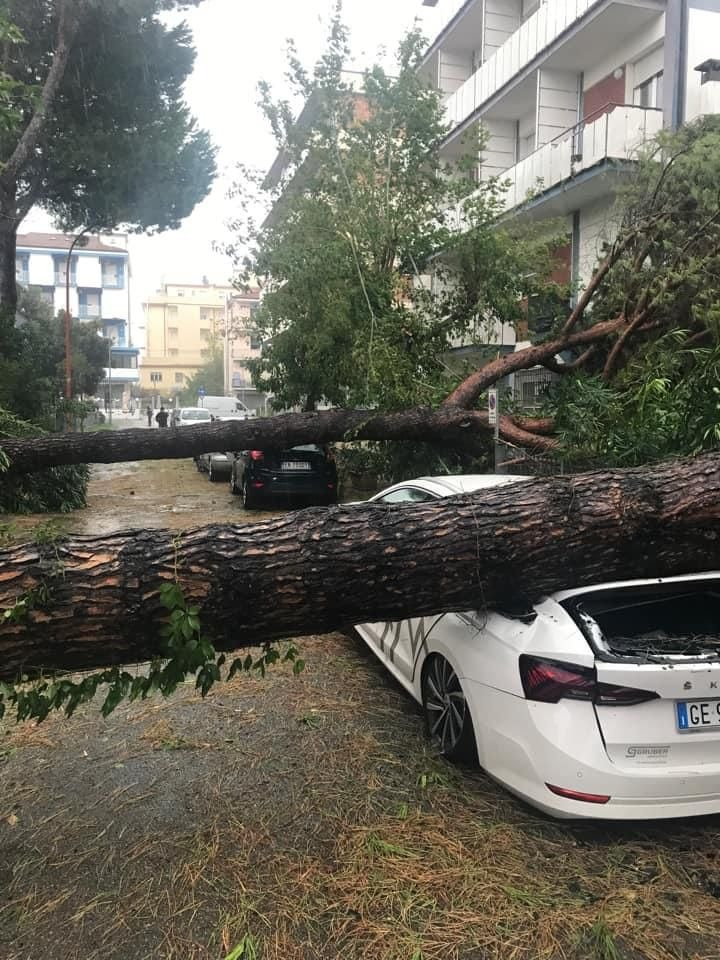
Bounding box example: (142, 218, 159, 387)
(488, 388, 498, 426)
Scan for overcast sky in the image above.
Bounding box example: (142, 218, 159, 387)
(26, 0, 450, 343)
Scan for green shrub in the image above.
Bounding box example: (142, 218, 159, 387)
(0, 407, 89, 514)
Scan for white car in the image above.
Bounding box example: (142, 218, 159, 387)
(356, 475, 720, 819)
(172, 407, 212, 428)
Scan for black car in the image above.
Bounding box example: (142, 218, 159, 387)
(230, 444, 338, 509)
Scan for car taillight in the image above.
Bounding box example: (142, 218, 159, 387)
(519, 655, 658, 706)
(519, 655, 594, 702)
(249, 450, 264, 461)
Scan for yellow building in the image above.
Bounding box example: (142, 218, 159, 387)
(140, 281, 236, 400)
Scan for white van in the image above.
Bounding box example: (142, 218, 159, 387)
(198, 396, 253, 419)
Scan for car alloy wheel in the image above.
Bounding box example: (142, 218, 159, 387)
(421, 655, 476, 762)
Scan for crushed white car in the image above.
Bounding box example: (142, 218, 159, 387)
(356, 475, 720, 819)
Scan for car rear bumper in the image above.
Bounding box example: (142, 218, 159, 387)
(249, 476, 337, 503)
(463, 679, 720, 819)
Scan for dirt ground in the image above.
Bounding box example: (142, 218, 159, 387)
(2, 460, 720, 960)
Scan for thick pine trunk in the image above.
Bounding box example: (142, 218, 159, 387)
(0, 406, 556, 475)
(0, 214, 18, 328)
(1, 453, 719, 680)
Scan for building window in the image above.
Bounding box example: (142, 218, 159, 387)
(175, 372, 185, 384)
(78, 288, 101, 319)
(167, 326, 178, 337)
(168, 348, 179, 357)
(250, 332, 262, 350)
(15, 254, 29, 284)
(30, 285, 54, 306)
(200, 328, 210, 339)
(634, 71, 663, 108)
(200, 309, 209, 320)
(150, 371, 163, 383)
(53, 255, 77, 286)
(110, 354, 137, 369)
(101, 258, 125, 289)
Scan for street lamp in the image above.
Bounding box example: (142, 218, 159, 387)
(64, 227, 92, 431)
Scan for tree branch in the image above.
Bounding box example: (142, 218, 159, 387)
(0, 0, 80, 190)
(442, 316, 626, 410)
(542, 345, 596, 375)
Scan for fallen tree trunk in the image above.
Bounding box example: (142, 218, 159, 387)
(2, 453, 720, 680)
(0, 406, 556, 476)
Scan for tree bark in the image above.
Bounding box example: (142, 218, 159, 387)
(2, 452, 720, 681)
(0, 211, 19, 323)
(1, 405, 557, 476)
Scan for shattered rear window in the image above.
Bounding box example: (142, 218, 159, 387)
(563, 581, 720, 661)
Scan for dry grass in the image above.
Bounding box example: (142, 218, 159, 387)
(2, 632, 720, 960)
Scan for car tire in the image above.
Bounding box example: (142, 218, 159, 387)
(230, 472, 241, 496)
(242, 481, 257, 511)
(421, 655, 476, 763)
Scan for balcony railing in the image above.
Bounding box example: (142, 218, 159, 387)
(503, 104, 661, 211)
(78, 304, 101, 320)
(454, 105, 662, 224)
(443, 0, 600, 132)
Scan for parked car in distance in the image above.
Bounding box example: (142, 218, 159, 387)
(196, 414, 249, 481)
(356, 474, 720, 820)
(230, 444, 337, 509)
(172, 407, 213, 428)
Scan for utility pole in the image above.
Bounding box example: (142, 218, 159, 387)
(64, 228, 92, 431)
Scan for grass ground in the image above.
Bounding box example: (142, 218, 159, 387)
(2, 632, 720, 960)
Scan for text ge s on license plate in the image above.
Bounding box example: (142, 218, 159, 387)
(281, 461, 312, 471)
(676, 699, 720, 731)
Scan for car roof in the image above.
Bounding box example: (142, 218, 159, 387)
(370, 474, 530, 500)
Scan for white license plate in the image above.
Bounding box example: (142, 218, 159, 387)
(281, 461, 311, 471)
(676, 699, 720, 731)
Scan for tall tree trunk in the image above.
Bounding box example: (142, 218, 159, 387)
(1, 452, 719, 680)
(0, 406, 557, 476)
(0, 211, 18, 327)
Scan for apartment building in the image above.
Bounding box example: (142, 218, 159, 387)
(16, 232, 139, 408)
(226, 290, 265, 413)
(419, 0, 720, 293)
(140, 282, 263, 407)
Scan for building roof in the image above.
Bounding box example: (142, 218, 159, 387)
(16, 232, 127, 254)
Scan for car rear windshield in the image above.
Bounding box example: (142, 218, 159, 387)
(563, 580, 720, 661)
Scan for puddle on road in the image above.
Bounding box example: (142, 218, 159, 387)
(4, 458, 280, 541)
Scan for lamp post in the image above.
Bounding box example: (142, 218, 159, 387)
(64, 227, 92, 431)
(107, 337, 114, 426)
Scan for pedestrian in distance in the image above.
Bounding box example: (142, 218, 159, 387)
(155, 406, 169, 428)
(146, 405, 153, 427)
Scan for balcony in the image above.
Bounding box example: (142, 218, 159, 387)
(441, 0, 662, 136)
(502, 105, 662, 212)
(78, 304, 101, 320)
(454, 105, 662, 224)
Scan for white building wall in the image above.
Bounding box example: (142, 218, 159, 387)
(480, 118, 517, 179)
(583, 15, 665, 92)
(577, 197, 619, 291)
(439, 50, 472, 96)
(26, 253, 54, 287)
(537, 69, 579, 146)
(685, 7, 720, 122)
(483, 0, 521, 60)
(75, 256, 102, 289)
